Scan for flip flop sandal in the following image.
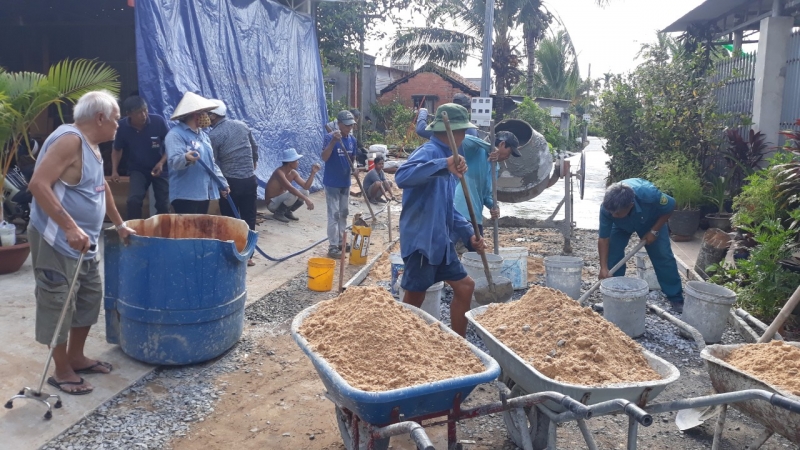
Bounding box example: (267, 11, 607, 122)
(247, 259, 256, 267)
(47, 376, 93, 395)
(74, 361, 113, 374)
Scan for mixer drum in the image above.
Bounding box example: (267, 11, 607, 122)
(493, 119, 554, 203)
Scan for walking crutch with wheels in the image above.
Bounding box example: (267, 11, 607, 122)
(4, 244, 96, 420)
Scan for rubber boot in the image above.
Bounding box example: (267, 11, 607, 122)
(284, 199, 304, 221)
(272, 204, 290, 223)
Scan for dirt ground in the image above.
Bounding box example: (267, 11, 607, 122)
(166, 227, 797, 450)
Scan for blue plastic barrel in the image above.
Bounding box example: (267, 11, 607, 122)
(104, 214, 257, 365)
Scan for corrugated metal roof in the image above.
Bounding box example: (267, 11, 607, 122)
(662, 0, 771, 33)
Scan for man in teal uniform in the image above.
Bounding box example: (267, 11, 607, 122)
(598, 179, 684, 312)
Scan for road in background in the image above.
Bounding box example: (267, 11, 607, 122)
(499, 137, 609, 230)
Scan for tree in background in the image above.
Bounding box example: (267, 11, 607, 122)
(599, 32, 725, 184)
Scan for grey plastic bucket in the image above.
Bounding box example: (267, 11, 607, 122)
(544, 256, 583, 299)
(600, 277, 649, 338)
(463, 252, 504, 309)
(683, 281, 737, 343)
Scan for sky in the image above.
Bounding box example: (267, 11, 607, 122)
(363, 0, 726, 80)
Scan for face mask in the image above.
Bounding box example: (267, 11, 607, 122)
(197, 112, 211, 128)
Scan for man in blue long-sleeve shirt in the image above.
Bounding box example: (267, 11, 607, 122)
(396, 103, 487, 336)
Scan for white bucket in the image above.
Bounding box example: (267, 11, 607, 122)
(396, 274, 444, 320)
(683, 281, 736, 343)
(463, 252, 504, 309)
(499, 247, 528, 290)
(0, 222, 16, 247)
(390, 252, 404, 297)
(543, 256, 583, 299)
(600, 277, 649, 338)
(635, 250, 661, 290)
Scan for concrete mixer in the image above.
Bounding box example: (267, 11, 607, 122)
(489, 119, 587, 253)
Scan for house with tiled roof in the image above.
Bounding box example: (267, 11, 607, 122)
(377, 62, 480, 112)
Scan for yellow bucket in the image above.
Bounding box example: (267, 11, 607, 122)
(307, 257, 336, 291)
(349, 226, 372, 265)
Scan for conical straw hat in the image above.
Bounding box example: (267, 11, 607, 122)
(170, 92, 218, 120)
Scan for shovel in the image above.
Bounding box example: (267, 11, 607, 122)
(578, 238, 647, 306)
(442, 112, 513, 305)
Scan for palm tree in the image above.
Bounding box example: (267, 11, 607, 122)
(513, 30, 580, 101)
(390, 0, 607, 119)
(390, 0, 530, 120)
(0, 59, 119, 222)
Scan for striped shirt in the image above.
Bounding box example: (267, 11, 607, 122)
(208, 118, 258, 179)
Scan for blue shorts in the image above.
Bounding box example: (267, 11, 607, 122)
(401, 247, 468, 292)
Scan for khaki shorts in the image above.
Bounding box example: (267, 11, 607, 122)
(29, 226, 102, 346)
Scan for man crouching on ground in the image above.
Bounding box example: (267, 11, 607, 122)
(395, 103, 486, 337)
(27, 91, 136, 395)
(265, 148, 319, 222)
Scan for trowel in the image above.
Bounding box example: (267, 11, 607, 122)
(442, 112, 513, 305)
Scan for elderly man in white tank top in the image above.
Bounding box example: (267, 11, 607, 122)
(28, 90, 136, 395)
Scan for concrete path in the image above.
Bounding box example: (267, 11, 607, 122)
(500, 136, 609, 230)
(0, 186, 383, 450)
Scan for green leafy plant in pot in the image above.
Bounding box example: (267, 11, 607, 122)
(0, 59, 119, 274)
(649, 152, 704, 240)
(704, 172, 733, 231)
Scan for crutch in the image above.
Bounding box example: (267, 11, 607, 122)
(5, 244, 96, 420)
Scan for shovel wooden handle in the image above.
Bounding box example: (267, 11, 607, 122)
(441, 112, 495, 287)
(578, 238, 648, 305)
(758, 284, 800, 343)
(490, 121, 499, 255)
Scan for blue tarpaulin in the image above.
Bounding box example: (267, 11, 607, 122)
(135, 0, 328, 196)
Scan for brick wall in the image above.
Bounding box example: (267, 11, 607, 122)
(378, 72, 473, 110)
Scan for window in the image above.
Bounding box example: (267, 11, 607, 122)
(412, 95, 437, 112)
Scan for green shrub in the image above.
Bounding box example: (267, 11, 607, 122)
(710, 212, 800, 319)
(731, 153, 794, 228)
(648, 153, 703, 210)
(512, 97, 562, 151)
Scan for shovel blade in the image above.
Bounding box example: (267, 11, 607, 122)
(474, 276, 514, 305)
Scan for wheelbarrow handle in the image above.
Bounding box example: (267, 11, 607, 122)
(559, 395, 592, 419)
(770, 393, 800, 414)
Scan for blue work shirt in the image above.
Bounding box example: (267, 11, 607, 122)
(322, 132, 358, 188)
(165, 122, 228, 203)
(113, 114, 169, 176)
(415, 108, 478, 140)
(599, 178, 675, 238)
(454, 135, 494, 225)
(396, 136, 475, 265)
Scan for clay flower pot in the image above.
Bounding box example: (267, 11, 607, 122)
(0, 239, 30, 275)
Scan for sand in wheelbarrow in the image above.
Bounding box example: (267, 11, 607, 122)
(476, 285, 661, 386)
(725, 340, 800, 397)
(298, 286, 484, 392)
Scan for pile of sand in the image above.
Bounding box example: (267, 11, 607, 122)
(725, 341, 800, 397)
(475, 285, 662, 386)
(298, 286, 485, 392)
(368, 242, 399, 282)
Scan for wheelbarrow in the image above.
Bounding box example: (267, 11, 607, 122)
(466, 306, 679, 449)
(701, 342, 800, 448)
(291, 302, 591, 449)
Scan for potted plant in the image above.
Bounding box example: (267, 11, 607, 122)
(0, 59, 119, 274)
(704, 172, 733, 231)
(650, 152, 704, 241)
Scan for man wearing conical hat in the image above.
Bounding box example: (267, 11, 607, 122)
(164, 92, 229, 214)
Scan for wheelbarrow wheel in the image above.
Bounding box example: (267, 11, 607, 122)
(335, 406, 389, 450)
(501, 384, 549, 450)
